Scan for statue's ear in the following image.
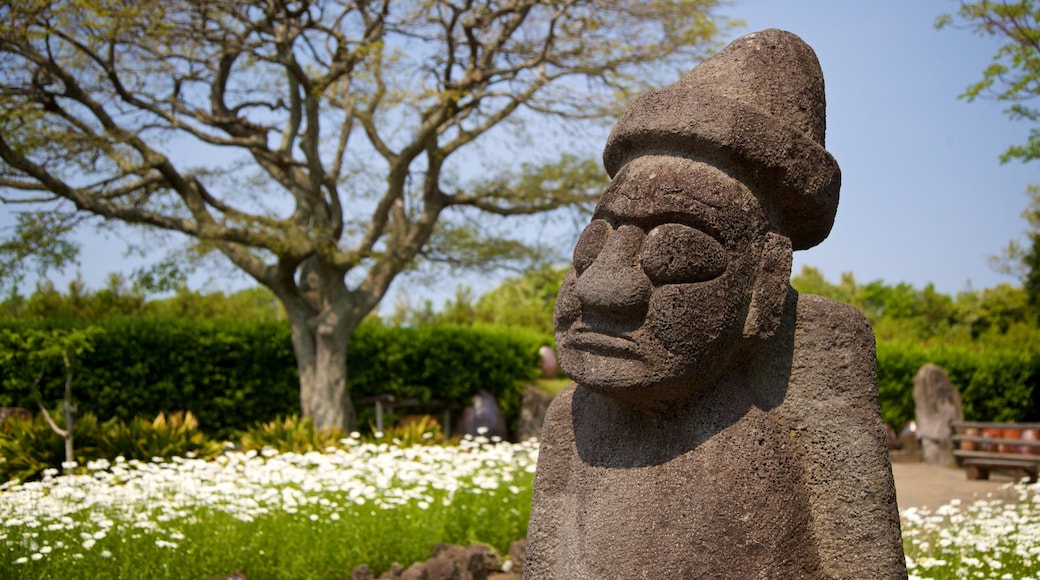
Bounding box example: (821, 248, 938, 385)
(743, 232, 793, 340)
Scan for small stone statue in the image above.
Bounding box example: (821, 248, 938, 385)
(525, 29, 906, 578)
(913, 363, 963, 466)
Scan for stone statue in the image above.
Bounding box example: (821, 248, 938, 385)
(524, 29, 907, 579)
(913, 363, 963, 466)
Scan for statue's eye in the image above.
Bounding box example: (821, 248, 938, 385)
(641, 224, 727, 284)
(573, 219, 611, 274)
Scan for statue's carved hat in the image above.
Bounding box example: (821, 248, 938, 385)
(603, 29, 840, 250)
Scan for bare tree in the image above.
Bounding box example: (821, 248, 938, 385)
(0, 0, 728, 430)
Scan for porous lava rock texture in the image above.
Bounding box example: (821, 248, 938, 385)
(525, 29, 906, 579)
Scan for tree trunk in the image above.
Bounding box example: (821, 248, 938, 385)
(62, 354, 75, 472)
(287, 310, 357, 432)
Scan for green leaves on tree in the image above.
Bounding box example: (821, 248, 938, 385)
(938, 0, 1040, 163)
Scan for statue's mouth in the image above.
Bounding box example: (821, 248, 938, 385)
(565, 327, 642, 360)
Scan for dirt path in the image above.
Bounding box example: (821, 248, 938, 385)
(892, 461, 1023, 511)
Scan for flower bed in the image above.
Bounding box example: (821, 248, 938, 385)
(0, 435, 537, 578)
(902, 483, 1040, 579)
(13, 431, 1040, 580)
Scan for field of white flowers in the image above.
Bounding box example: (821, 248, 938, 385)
(0, 434, 536, 578)
(902, 483, 1040, 580)
(7, 430, 1040, 579)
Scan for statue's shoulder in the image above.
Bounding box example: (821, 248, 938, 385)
(539, 383, 578, 439)
(788, 292, 877, 401)
(543, 382, 577, 414)
(793, 292, 874, 354)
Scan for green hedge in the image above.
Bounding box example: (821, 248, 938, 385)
(876, 341, 1040, 429)
(0, 318, 298, 440)
(17, 315, 1035, 438)
(348, 323, 545, 433)
(0, 318, 547, 439)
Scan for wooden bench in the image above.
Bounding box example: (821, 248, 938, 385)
(951, 421, 1040, 482)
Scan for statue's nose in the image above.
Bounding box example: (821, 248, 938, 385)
(575, 225, 651, 318)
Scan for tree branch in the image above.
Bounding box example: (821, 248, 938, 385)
(38, 402, 68, 439)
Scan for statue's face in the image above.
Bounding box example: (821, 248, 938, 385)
(555, 155, 769, 399)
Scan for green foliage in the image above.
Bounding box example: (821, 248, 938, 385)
(0, 317, 545, 439)
(0, 322, 106, 469)
(986, 185, 1040, 310)
(19, 324, 103, 367)
(873, 341, 919, 429)
(875, 341, 1040, 429)
(937, 4, 1040, 311)
(463, 154, 606, 215)
(3, 276, 145, 321)
(348, 323, 545, 434)
(792, 267, 1040, 429)
(0, 0, 731, 428)
(0, 210, 82, 292)
(792, 267, 960, 341)
(791, 266, 1040, 346)
(238, 415, 346, 454)
(423, 155, 606, 272)
(376, 415, 451, 447)
(0, 410, 222, 483)
(143, 286, 285, 322)
(474, 265, 569, 336)
(99, 411, 224, 463)
(0, 278, 285, 322)
(938, 0, 1040, 163)
(394, 264, 569, 337)
(0, 317, 299, 440)
(0, 323, 105, 407)
(0, 411, 102, 483)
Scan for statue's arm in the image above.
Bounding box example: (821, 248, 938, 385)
(789, 295, 907, 579)
(523, 385, 577, 580)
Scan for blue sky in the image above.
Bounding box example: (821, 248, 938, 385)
(738, 0, 1035, 295)
(1, 0, 1034, 304)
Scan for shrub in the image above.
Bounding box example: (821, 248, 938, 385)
(348, 323, 545, 434)
(0, 410, 221, 482)
(0, 317, 298, 440)
(376, 415, 452, 447)
(99, 411, 224, 462)
(238, 415, 346, 454)
(0, 411, 103, 482)
(875, 340, 1040, 429)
